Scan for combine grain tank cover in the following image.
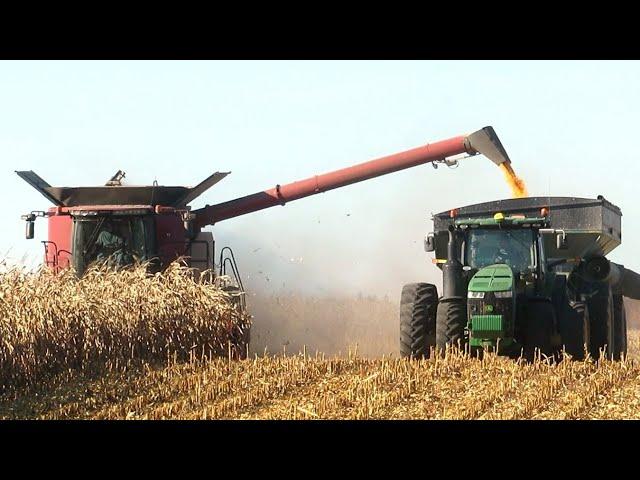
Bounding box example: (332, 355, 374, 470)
(16, 171, 229, 207)
(432, 196, 622, 261)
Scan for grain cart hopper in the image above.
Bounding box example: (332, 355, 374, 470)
(400, 196, 640, 361)
(17, 126, 511, 356)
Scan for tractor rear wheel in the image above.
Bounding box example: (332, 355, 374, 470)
(523, 299, 555, 362)
(435, 297, 467, 354)
(612, 294, 627, 360)
(587, 284, 614, 360)
(553, 274, 588, 359)
(399, 283, 438, 359)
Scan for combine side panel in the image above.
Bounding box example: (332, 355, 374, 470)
(46, 212, 72, 270)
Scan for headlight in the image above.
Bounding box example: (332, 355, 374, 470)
(494, 290, 513, 298)
(468, 291, 485, 299)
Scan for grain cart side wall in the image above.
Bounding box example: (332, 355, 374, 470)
(431, 196, 622, 264)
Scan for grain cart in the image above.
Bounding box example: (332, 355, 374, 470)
(400, 196, 640, 361)
(17, 126, 511, 356)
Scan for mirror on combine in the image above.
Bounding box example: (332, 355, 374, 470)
(25, 220, 34, 239)
(21, 213, 37, 240)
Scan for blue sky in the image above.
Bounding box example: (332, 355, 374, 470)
(1, 61, 639, 297)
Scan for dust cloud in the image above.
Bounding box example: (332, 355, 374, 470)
(247, 293, 398, 357)
(216, 226, 407, 357)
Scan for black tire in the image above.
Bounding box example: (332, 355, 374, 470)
(587, 283, 614, 360)
(551, 274, 569, 318)
(522, 299, 555, 361)
(399, 283, 438, 358)
(612, 294, 628, 360)
(435, 297, 467, 353)
(558, 301, 590, 360)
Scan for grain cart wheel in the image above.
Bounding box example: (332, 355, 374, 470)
(523, 299, 554, 362)
(553, 275, 584, 360)
(435, 297, 467, 355)
(612, 294, 627, 360)
(557, 301, 590, 360)
(587, 284, 614, 360)
(399, 283, 438, 359)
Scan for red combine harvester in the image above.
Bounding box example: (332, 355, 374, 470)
(18, 127, 511, 277)
(18, 127, 512, 353)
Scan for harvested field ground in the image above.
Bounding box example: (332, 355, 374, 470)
(2, 332, 639, 420)
(3, 266, 640, 420)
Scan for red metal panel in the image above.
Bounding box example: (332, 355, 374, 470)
(155, 214, 188, 265)
(46, 209, 72, 270)
(195, 134, 468, 227)
(63, 205, 154, 213)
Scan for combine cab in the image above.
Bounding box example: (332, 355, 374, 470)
(400, 196, 639, 361)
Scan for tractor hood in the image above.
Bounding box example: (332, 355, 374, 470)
(468, 264, 514, 292)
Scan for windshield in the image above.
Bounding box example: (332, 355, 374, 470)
(465, 229, 535, 272)
(73, 215, 151, 273)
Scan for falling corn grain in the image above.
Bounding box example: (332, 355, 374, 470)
(499, 162, 528, 198)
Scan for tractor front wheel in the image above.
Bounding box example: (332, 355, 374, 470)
(400, 283, 438, 359)
(435, 297, 467, 355)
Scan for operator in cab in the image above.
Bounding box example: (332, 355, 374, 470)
(94, 221, 132, 267)
(468, 231, 531, 272)
(493, 234, 530, 272)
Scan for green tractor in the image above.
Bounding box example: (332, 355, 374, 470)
(400, 196, 640, 361)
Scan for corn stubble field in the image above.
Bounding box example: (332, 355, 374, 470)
(2, 263, 640, 420)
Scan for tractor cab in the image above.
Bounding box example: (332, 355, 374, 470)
(456, 212, 550, 299)
(465, 228, 535, 274)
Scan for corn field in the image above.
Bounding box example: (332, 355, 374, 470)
(0, 333, 639, 419)
(0, 262, 249, 393)
(2, 264, 640, 419)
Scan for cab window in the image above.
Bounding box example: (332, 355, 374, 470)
(465, 229, 535, 272)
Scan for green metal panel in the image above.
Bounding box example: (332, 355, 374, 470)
(470, 336, 514, 348)
(468, 264, 513, 292)
(471, 314, 504, 337)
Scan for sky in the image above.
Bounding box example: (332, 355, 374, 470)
(1, 60, 639, 298)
